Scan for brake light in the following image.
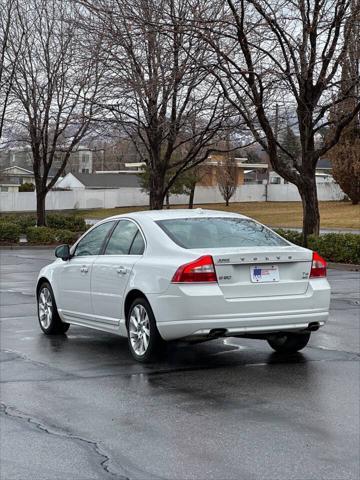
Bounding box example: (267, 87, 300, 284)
(172, 255, 217, 283)
(310, 251, 327, 278)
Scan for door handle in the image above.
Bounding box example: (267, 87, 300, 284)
(117, 266, 128, 275)
(81, 265, 89, 273)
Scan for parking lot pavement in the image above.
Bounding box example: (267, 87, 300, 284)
(0, 248, 359, 480)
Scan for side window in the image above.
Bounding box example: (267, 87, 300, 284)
(74, 222, 114, 257)
(105, 220, 144, 255)
(129, 230, 145, 255)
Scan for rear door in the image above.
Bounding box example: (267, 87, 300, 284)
(91, 219, 145, 326)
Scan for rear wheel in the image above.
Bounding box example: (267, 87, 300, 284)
(37, 282, 69, 335)
(127, 297, 164, 363)
(267, 332, 311, 353)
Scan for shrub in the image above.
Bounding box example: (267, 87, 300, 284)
(0, 222, 21, 243)
(0, 214, 36, 233)
(276, 229, 360, 264)
(55, 229, 79, 245)
(276, 228, 303, 245)
(16, 214, 37, 232)
(46, 213, 86, 232)
(19, 182, 35, 192)
(26, 226, 56, 245)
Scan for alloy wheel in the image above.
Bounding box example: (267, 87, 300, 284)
(129, 304, 150, 356)
(38, 287, 53, 329)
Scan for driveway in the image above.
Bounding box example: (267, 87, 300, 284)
(0, 248, 359, 480)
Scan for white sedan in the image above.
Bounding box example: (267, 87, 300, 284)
(36, 209, 330, 362)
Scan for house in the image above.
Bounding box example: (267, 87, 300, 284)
(0, 145, 94, 174)
(0, 177, 21, 192)
(269, 158, 334, 185)
(197, 155, 269, 186)
(316, 159, 332, 174)
(0, 146, 33, 170)
(243, 165, 269, 184)
(55, 172, 141, 190)
(0, 166, 57, 192)
(0, 166, 36, 186)
(65, 147, 94, 174)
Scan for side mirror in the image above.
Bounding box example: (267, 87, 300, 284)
(55, 244, 71, 261)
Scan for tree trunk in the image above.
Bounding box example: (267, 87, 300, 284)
(225, 197, 229, 207)
(149, 191, 164, 209)
(297, 175, 320, 245)
(36, 188, 46, 226)
(165, 193, 170, 209)
(149, 171, 165, 210)
(188, 184, 195, 209)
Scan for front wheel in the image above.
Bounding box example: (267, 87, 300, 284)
(127, 297, 164, 363)
(267, 332, 311, 354)
(37, 282, 70, 335)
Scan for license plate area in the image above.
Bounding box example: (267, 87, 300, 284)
(250, 265, 279, 283)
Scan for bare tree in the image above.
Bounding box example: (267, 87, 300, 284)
(80, 0, 230, 209)
(0, 0, 22, 139)
(8, 0, 103, 225)
(197, 0, 360, 242)
(217, 155, 237, 206)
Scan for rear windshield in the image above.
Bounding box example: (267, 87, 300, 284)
(156, 217, 288, 249)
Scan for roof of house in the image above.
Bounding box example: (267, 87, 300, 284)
(1, 165, 56, 178)
(317, 159, 331, 170)
(1, 166, 33, 175)
(72, 172, 141, 188)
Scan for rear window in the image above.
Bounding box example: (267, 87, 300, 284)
(156, 217, 288, 249)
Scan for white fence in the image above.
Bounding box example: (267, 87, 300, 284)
(0, 183, 345, 213)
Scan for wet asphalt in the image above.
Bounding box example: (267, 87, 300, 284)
(0, 248, 359, 480)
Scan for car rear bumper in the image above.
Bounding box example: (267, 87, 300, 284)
(148, 279, 331, 341)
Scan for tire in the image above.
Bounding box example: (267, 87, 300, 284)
(267, 332, 311, 354)
(127, 297, 164, 363)
(37, 282, 70, 335)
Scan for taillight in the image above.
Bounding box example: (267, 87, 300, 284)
(310, 251, 327, 278)
(172, 255, 217, 283)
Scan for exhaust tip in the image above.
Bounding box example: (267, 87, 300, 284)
(209, 328, 227, 338)
(308, 322, 320, 331)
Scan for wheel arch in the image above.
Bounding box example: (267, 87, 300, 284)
(124, 289, 148, 326)
(36, 276, 50, 296)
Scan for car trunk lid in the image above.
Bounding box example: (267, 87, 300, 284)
(209, 246, 312, 298)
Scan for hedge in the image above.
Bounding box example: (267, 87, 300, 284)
(0, 222, 21, 243)
(55, 229, 80, 244)
(26, 227, 57, 245)
(15, 214, 37, 232)
(0, 213, 86, 234)
(277, 229, 360, 264)
(46, 213, 86, 232)
(0, 214, 37, 233)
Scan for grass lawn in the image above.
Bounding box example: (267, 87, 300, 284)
(76, 201, 360, 230)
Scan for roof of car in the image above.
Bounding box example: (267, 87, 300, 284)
(107, 208, 248, 222)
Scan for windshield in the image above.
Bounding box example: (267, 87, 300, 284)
(156, 217, 288, 249)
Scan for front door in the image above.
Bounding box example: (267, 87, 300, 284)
(56, 221, 115, 323)
(91, 219, 146, 330)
